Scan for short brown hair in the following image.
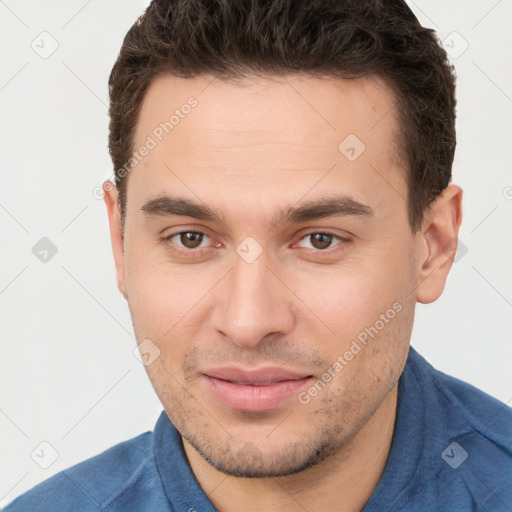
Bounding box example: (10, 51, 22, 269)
(108, 0, 456, 233)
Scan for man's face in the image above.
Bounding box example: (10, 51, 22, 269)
(114, 74, 423, 476)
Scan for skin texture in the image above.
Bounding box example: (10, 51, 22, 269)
(104, 73, 463, 512)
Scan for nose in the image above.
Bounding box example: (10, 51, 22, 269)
(211, 249, 296, 348)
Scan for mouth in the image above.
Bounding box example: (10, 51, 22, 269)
(202, 367, 315, 412)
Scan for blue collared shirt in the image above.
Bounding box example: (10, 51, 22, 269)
(4, 347, 512, 511)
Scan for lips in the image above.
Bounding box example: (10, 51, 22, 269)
(202, 367, 314, 412)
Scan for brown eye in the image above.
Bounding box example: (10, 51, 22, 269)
(309, 233, 334, 250)
(179, 231, 204, 249)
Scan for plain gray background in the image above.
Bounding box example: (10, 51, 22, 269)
(1, 0, 511, 506)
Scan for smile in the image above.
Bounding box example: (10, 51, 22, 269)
(202, 367, 314, 412)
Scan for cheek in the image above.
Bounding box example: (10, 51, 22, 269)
(286, 238, 416, 370)
(124, 253, 190, 341)
(125, 241, 194, 312)
(290, 261, 410, 338)
(124, 252, 224, 369)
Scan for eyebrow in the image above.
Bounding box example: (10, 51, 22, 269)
(141, 194, 374, 227)
(281, 195, 374, 223)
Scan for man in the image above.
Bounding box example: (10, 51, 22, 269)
(5, 0, 511, 510)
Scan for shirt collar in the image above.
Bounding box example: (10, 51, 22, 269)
(153, 411, 218, 511)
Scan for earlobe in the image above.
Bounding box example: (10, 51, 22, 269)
(103, 181, 128, 300)
(415, 184, 463, 304)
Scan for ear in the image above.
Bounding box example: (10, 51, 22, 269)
(415, 183, 463, 304)
(103, 181, 128, 300)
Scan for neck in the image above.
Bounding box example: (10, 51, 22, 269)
(183, 385, 398, 512)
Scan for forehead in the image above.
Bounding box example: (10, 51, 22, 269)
(135, 72, 398, 150)
(128, 73, 406, 225)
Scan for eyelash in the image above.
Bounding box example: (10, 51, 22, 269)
(161, 230, 350, 258)
(161, 230, 211, 258)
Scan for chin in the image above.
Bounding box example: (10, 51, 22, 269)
(182, 427, 342, 478)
